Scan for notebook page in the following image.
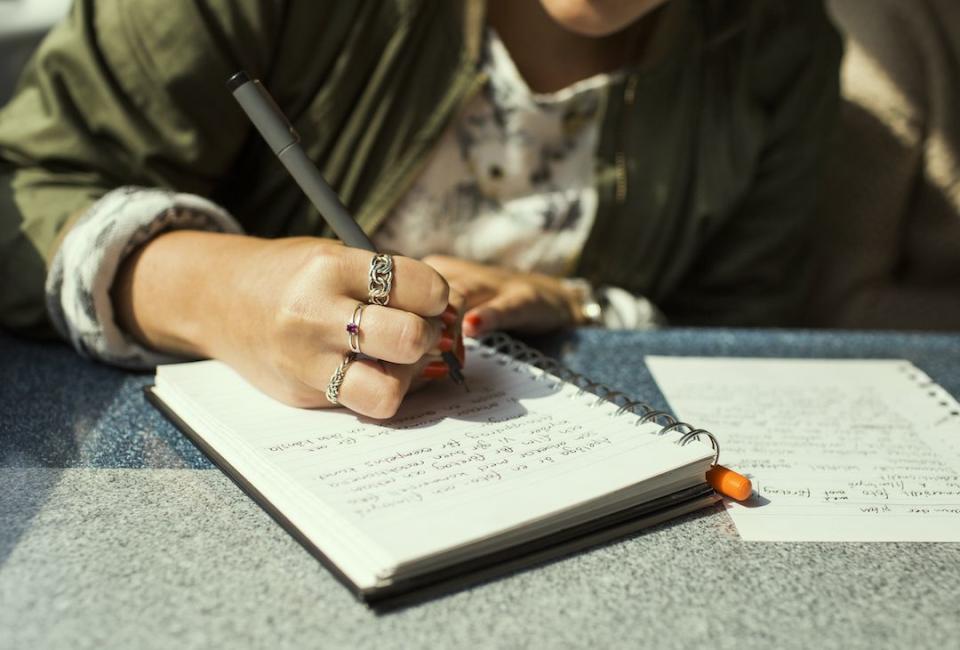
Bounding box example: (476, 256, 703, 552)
(646, 357, 960, 542)
(152, 378, 395, 588)
(158, 346, 713, 572)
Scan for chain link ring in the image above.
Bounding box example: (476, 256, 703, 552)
(325, 352, 357, 405)
(368, 253, 394, 306)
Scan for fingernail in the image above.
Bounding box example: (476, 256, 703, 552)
(438, 332, 454, 352)
(464, 313, 483, 329)
(441, 309, 459, 326)
(444, 304, 458, 317)
(421, 362, 449, 379)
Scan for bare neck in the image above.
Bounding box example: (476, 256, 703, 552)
(485, 0, 660, 93)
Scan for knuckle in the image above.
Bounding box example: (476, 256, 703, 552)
(401, 256, 449, 314)
(397, 315, 432, 361)
(309, 248, 343, 286)
(424, 268, 450, 314)
(274, 295, 307, 337)
(301, 241, 354, 292)
(273, 296, 320, 360)
(370, 374, 405, 419)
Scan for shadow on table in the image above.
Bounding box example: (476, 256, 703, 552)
(0, 334, 209, 565)
(1, 337, 85, 565)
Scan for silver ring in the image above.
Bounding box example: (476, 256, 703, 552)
(325, 352, 357, 405)
(368, 253, 394, 306)
(346, 302, 365, 354)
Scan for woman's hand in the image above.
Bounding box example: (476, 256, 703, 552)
(113, 231, 457, 417)
(422, 255, 583, 338)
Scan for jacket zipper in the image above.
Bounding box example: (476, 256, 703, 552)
(616, 73, 639, 205)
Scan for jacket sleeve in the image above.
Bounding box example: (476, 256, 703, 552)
(662, 1, 843, 327)
(0, 0, 282, 335)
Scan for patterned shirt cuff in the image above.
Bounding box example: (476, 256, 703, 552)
(45, 187, 243, 369)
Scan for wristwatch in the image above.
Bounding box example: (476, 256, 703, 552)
(561, 278, 604, 326)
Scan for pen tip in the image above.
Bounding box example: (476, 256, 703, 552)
(440, 350, 468, 391)
(449, 367, 465, 385)
(441, 351, 464, 374)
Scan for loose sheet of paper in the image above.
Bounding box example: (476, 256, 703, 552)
(646, 357, 960, 542)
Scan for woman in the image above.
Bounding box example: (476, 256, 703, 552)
(0, 0, 841, 417)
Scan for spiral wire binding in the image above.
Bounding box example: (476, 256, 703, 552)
(900, 362, 960, 419)
(474, 333, 720, 465)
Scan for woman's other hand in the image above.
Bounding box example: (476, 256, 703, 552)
(113, 232, 452, 417)
(422, 255, 582, 338)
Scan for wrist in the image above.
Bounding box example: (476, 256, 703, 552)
(112, 230, 248, 359)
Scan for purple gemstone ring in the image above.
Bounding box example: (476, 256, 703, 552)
(346, 303, 365, 354)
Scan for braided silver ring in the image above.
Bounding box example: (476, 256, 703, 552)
(325, 352, 357, 405)
(368, 253, 394, 306)
(345, 302, 365, 354)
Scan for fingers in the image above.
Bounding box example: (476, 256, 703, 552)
(307, 356, 425, 420)
(334, 248, 449, 317)
(463, 285, 542, 337)
(344, 300, 447, 364)
(277, 294, 447, 365)
(285, 307, 460, 418)
(338, 358, 414, 419)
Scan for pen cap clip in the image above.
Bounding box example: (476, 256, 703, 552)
(228, 71, 300, 155)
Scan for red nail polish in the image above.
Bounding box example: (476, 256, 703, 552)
(444, 304, 458, 317)
(421, 362, 449, 379)
(438, 332, 454, 352)
(441, 310, 459, 326)
(464, 313, 483, 329)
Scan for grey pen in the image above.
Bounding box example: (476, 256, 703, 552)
(226, 71, 466, 386)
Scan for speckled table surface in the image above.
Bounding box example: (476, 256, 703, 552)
(2, 329, 959, 650)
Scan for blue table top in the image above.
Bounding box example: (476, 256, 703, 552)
(5, 327, 959, 470)
(2, 328, 959, 649)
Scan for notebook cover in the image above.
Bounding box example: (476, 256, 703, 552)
(145, 385, 719, 610)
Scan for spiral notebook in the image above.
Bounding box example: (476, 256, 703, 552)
(146, 334, 721, 606)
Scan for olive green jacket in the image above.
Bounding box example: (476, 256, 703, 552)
(0, 0, 841, 336)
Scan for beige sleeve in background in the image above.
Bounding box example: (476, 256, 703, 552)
(811, 0, 960, 330)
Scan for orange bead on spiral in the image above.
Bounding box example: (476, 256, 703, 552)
(706, 465, 753, 501)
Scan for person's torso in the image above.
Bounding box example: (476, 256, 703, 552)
(219, 0, 764, 303)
